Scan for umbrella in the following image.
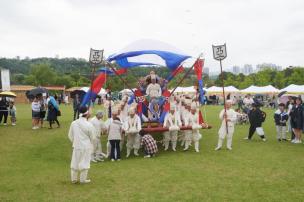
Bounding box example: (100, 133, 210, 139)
(70, 90, 86, 99)
(0, 91, 17, 98)
(26, 87, 48, 99)
(278, 91, 287, 97)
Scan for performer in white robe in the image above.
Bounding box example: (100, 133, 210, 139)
(124, 107, 142, 157)
(185, 102, 202, 152)
(146, 74, 162, 98)
(68, 106, 95, 184)
(119, 101, 128, 151)
(89, 111, 107, 162)
(163, 104, 182, 151)
(215, 100, 237, 151)
(183, 99, 193, 151)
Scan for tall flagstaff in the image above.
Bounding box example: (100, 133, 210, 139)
(88, 48, 104, 107)
(212, 44, 228, 134)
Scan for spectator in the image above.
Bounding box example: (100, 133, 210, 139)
(290, 97, 303, 144)
(274, 103, 289, 141)
(31, 97, 41, 130)
(73, 94, 80, 120)
(243, 94, 254, 114)
(8, 101, 17, 126)
(0, 97, 9, 125)
(39, 96, 47, 128)
(47, 96, 60, 129)
(107, 107, 123, 161)
(140, 130, 158, 158)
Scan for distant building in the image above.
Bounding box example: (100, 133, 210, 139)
(203, 67, 209, 75)
(256, 63, 282, 71)
(232, 66, 241, 75)
(243, 64, 253, 75)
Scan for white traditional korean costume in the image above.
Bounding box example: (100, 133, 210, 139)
(68, 117, 95, 183)
(163, 111, 182, 151)
(216, 109, 237, 150)
(124, 114, 142, 157)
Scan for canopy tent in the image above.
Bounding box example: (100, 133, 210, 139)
(107, 39, 191, 70)
(240, 85, 279, 94)
(170, 86, 206, 94)
(206, 86, 239, 94)
(279, 84, 304, 94)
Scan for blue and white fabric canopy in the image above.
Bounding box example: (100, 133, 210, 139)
(107, 39, 191, 71)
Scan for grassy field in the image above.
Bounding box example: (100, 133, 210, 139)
(1, 104, 304, 202)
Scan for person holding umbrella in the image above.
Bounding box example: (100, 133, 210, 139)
(0, 96, 9, 125)
(47, 96, 60, 129)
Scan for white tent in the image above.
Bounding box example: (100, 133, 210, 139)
(280, 84, 304, 94)
(98, 88, 107, 95)
(170, 86, 203, 94)
(206, 86, 239, 93)
(240, 85, 279, 94)
(80, 87, 90, 92)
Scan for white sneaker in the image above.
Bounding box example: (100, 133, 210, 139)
(3, 123, 7, 126)
(291, 139, 296, 143)
(91, 159, 97, 163)
(262, 138, 267, 142)
(111, 159, 115, 162)
(71, 180, 78, 184)
(172, 148, 176, 152)
(80, 179, 91, 184)
(227, 147, 232, 150)
(215, 146, 221, 151)
(144, 155, 151, 158)
(243, 137, 249, 140)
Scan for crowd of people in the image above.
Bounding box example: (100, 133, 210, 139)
(31, 94, 61, 130)
(0, 97, 16, 126)
(67, 92, 304, 184)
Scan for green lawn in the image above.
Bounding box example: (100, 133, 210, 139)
(1, 104, 304, 202)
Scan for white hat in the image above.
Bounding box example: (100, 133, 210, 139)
(170, 104, 175, 111)
(112, 106, 119, 115)
(186, 99, 192, 106)
(151, 74, 156, 80)
(129, 107, 136, 115)
(191, 102, 197, 110)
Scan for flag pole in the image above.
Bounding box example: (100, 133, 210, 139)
(88, 48, 104, 109)
(219, 59, 228, 135)
(170, 53, 203, 96)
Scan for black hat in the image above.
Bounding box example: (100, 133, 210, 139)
(79, 106, 88, 114)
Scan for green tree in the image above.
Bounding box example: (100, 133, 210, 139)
(25, 63, 56, 86)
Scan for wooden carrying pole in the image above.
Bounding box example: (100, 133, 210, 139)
(220, 59, 228, 134)
(170, 54, 203, 96)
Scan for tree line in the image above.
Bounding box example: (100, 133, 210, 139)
(0, 57, 303, 91)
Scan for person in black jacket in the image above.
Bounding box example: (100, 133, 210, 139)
(290, 97, 303, 144)
(0, 97, 9, 125)
(274, 103, 289, 141)
(245, 103, 267, 141)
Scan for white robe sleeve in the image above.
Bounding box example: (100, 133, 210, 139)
(137, 116, 142, 131)
(219, 109, 225, 120)
(68, 123, 74, 143)
(163, 114, 169, 128)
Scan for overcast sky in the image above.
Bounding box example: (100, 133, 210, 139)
(0, 0, 304, 71)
